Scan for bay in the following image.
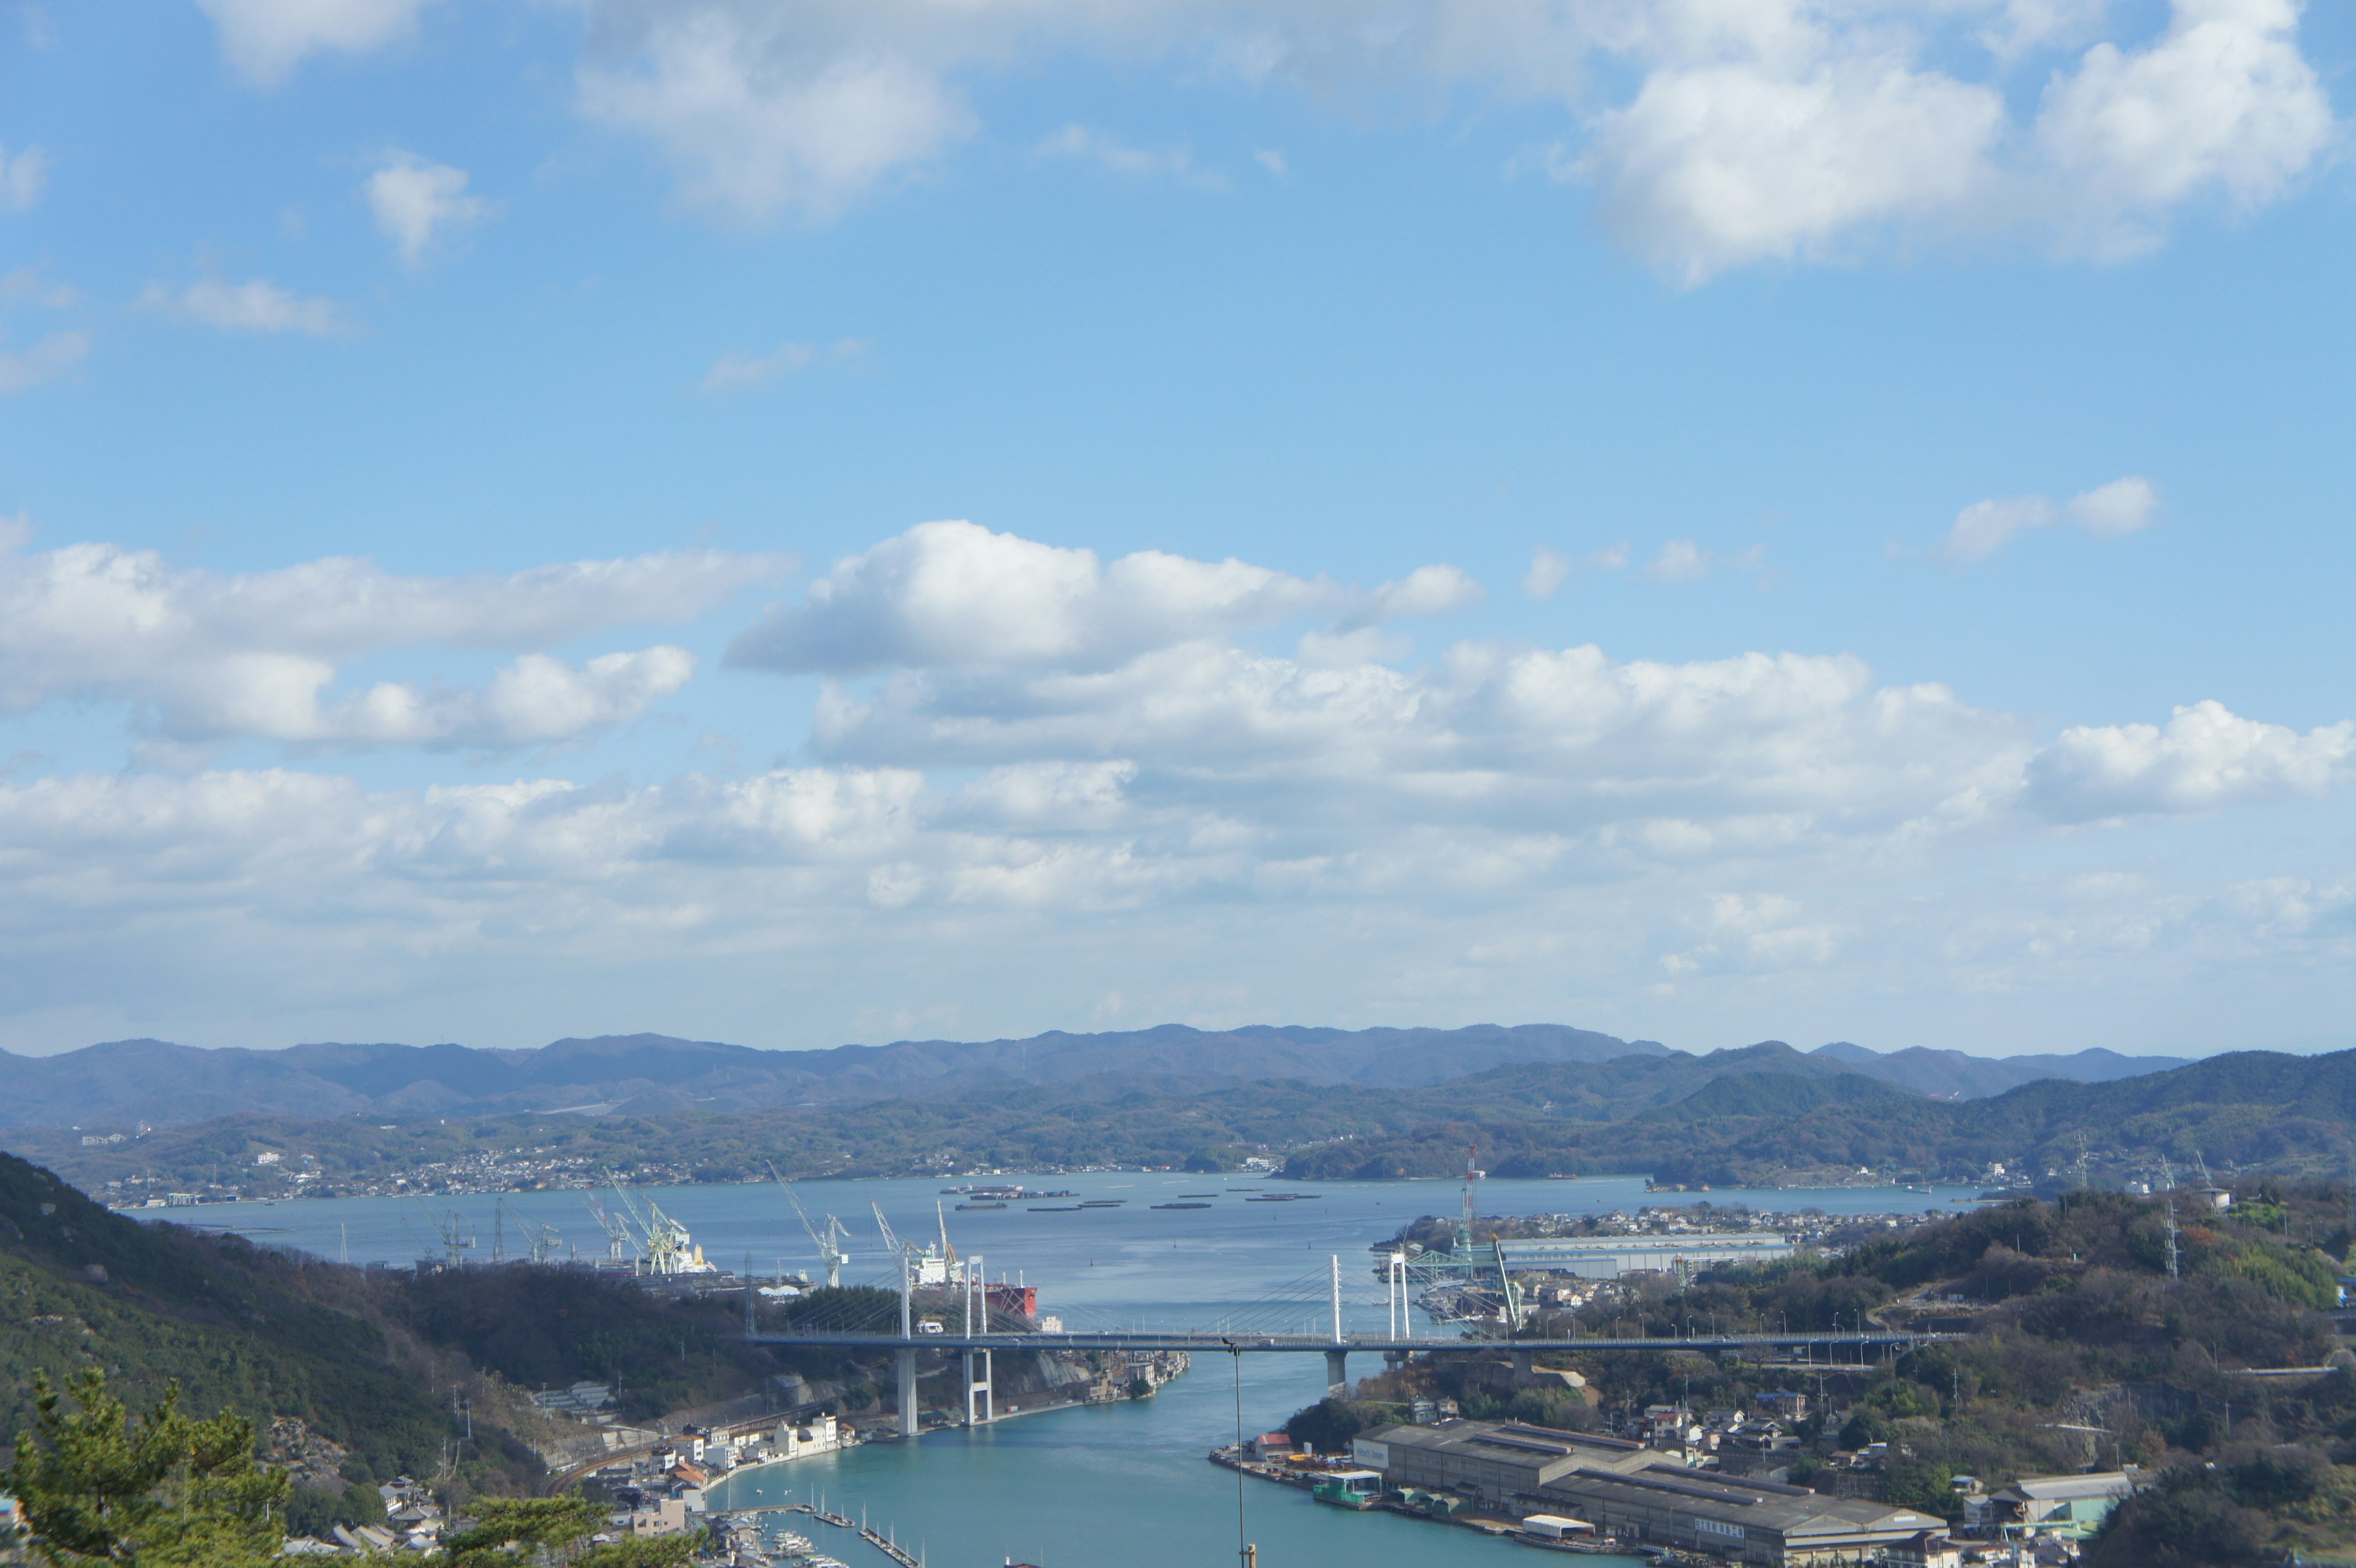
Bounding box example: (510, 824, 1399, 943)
(162, 1174, 1973, 1567)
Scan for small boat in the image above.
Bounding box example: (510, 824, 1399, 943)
(955, 1201, 1007, 1210)
(1152, 1202, 1213, 1210)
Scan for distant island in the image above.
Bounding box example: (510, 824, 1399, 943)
(4, 1025, 2342, 1206)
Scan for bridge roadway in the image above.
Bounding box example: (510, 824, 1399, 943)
(745, 1328, 1949, 1355)
(747, 1328, 1957, 1438)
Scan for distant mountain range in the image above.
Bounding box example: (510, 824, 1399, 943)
(0, 1024, 2193, 1131)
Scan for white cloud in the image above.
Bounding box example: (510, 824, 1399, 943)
(579, 9, 975, 222)
(1524, 545, 1571, 600)
(1938, 474, 2159, 562)
(1037, 125, 1223, 188)
(561, 0, 2338, 278)
(699, 336, 864, 393)
(2035, 0, 2336, 256)
(2065, 474, 2159, 537)
(0, 267, 79, 309)
(1, 519, 2351, 1051)
(1351, 563, 1485, 624)
(727, 520, 1356, 674)
(0, 142, 47, 212)
(0, 329, 87, 393)
(0, 532, 780, 747)
(1254, 148, 1288, 177)
(704, 341, 812, 392)
(2028, 700, 2356, 820)
(1642, 540, 1766, 583)
(366, 153, 500, 267)
(194, 0, 440, 86)
(1580, 52, 2005, 283)
(138, 279, 348, 336)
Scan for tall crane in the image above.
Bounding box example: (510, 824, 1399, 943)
(498, 1197, 561, 1264)
(582, 1193, 636, 1266)
(606, 1174, 697, 1275)
(769, 1163, 849, 1288)
(406, 1196, 475, 1267)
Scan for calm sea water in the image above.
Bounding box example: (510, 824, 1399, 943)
(166, 1174, 1974, 1568)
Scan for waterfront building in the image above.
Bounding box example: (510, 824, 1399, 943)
(1354, 1418, 1944, 1565)
(1963, 1470, 2142, 1540)
(1493, 1232, 1796, 1278)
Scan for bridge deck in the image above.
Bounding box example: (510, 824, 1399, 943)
(745, 1329, 1954, 1354)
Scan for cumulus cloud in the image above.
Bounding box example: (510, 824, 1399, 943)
(578, 7, 975, 222)
(0, 532, 779, 747)
(1938, 475, 2158, 563)
(1579, 50, 2005, 283)
(137, 278, 348, 336)
(561, 0, 2337, 278)
(2028, 700, 2356, 820)
(366, 153, 500, 267)
(2035, 0, 2336, 256)
(196, 0, 440, 86)
(729, 520, 1369, 674)
(3, 518, 2352, 1048)
(0, 142, 47, 212)
(0, 329, 87, 393)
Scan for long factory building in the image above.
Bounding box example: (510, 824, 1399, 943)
(1352, 1419, 1942, 1566)
(1494, 1231, 1796, 1278)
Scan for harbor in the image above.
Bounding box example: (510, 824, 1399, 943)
(175, 1173, 1980, 1567)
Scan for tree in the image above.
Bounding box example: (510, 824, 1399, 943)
(6, 1369, 290, 1568)
(440, 1497, 604, 1566)
(442, 1501, 699, 1568)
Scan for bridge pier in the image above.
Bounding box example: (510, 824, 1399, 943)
(1511, 1349, 1533, 1378)
(1325, 1349, 1348, 1396)
(963, 1348, 993, 1426)
(896, 1348, 918, 1438)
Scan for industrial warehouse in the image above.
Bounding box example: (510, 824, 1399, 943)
(1350, 1419, 1947, 1565)
(1492, 1230, 1798, 1278)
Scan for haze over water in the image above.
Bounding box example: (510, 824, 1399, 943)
(171, 1174, 1973, 1567)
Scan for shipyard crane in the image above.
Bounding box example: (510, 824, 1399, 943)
(606, 1174, 697, 1276)
(582, 1193, 636, 1266)
(768, 1163, 849, 1288)
(498, 1197, 561, 1264)
(871, 1200, 907, 1264)
(405, 1196, 475, 1267)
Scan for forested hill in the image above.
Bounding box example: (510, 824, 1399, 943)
(17, 1043, 2350, 1197)
(1283, 1047, 2356, 1185)
(0, 1149, 798, 1497)
(0, 1024, 2189, 1132)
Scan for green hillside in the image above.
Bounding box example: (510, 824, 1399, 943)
(0, 1149, 846, 1499)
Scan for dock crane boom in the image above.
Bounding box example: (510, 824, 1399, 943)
(769, 1163, 849, 1288)
(582, 1194, 636, 1265)
(871, 1200, 905, 1262)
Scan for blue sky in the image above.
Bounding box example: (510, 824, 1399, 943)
(0, 0, 2350, 1059)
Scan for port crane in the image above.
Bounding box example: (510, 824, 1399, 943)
(768, 1163, 849, 1288)
(871, 1201, 953, 1286)
(402, 1196, 475, 1267)
(606, 1174, 701, 1276)
(497, 1197, 562, 1264)
(582, 1193, 636, 1266)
